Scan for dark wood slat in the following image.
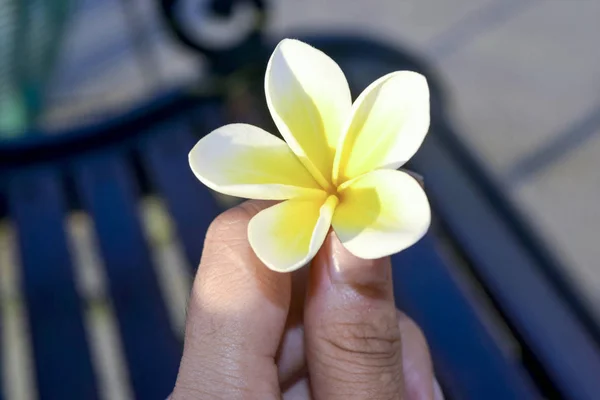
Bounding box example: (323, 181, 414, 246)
(7, 168, 98, 400)
(411, 125, 600, 400)
(140, 112, 222, 270)
(393, 233, 539, 399)
(75, 155, 180, 400)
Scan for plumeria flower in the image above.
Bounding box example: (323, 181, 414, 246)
(189, 38, 431, 272)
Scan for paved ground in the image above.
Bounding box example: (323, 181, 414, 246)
(2, 1, 600, 398)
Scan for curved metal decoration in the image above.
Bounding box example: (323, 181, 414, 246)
(160, 0, 268, 74)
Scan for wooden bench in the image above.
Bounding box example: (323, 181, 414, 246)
(1, 34, 600, 400)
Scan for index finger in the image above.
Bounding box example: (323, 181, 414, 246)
(172, 201, 291, 399)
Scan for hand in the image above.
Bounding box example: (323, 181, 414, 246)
(170, 201, 443, 399)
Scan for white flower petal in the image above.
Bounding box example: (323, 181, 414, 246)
(333, 71, 430, 184)
(265, 38, 352, 189)
(189, 123, 324, 200)
(332, 169, 430, 259)
(248, 194, 338, 272)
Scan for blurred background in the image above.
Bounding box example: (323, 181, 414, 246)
(1, 0, 599, 399)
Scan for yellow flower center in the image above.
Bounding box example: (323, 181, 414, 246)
(323, 193, 340, 213)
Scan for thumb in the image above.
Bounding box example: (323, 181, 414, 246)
(304, 232, 404, 399)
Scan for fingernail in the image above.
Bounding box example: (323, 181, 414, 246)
(434, 378, 445, 400)
(325, 232, 392, 286)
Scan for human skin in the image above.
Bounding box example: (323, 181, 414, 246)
(170, 201, 443, 400)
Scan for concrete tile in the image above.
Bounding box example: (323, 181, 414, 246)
(49, 0, 134, 94)
(514, 127, 600, 317)
(44, 0, 202, 130)
(269, 0, 496, 51)
(438, 1, 600, 174)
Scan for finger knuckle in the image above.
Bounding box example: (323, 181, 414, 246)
(320, 312, 402, 366)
